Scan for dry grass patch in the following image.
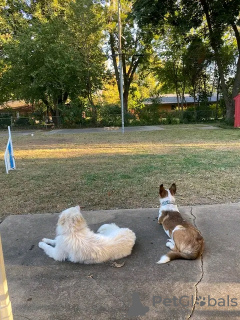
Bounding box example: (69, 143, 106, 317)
(0, 125, 240, 219)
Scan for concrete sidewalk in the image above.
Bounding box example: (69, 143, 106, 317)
(1, 203, 240, 320)
(0, 124, 220, 137)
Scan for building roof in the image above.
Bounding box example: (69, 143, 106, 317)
(0, 100, 30, 109)
(144, 94, 219, 105)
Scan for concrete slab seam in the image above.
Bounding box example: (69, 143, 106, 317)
(187, 207, 204, 319)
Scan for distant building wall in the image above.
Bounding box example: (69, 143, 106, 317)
(143, 94, 219, 112)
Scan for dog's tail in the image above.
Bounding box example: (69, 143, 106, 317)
(157, 251, 199, 264)
(157, 233, 204, 264)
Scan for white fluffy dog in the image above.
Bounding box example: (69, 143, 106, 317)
(38, 205, 136, 264)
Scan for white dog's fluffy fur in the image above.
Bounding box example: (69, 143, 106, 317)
(38, 205, 136, 264)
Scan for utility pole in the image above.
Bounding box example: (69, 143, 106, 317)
(117, 0, 124, 133)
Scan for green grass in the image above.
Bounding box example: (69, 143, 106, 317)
(1, 124, 240, 219)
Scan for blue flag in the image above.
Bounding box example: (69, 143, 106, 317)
(4, 126, 16, 174)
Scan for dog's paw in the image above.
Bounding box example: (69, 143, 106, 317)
(166, 240, 175, 250)
(38, 242, 45, 249)
(41, 238, 56, 246)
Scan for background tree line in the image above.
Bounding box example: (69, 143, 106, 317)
(0, 0, 239, 126)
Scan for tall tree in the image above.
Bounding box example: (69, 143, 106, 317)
(184, 36, 212, 107)
(197, 0, 240, 122)
(133, 0, 240, 123)
(0, 0, 106, 123)
(153, 26, 190, 107)
(107, 0, 153, 113)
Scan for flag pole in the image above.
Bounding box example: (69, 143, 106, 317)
(118, 0, 124, 134)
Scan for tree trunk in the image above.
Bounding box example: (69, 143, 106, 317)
(123, 89, 128, 113)
(57, 91, 68, 105)
(193, 88, 197, 121)
(176, 92, 180, 108)
(109, 33, 121, 95)
(88, 95, 97, 125)
(109, 31, 142, 113)
(200, 0, 233, 123)
(232, 56, 240, 98)
(55, 104, 60, 127)
(216, 54, 234, 122)
(231, 23, 240, 120)
(216, 77, 220, 120)
(42, 97, 50, 121)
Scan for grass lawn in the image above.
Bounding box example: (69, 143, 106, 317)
(1, 124, 240, 219)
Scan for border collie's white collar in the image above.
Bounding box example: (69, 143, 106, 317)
(158, 190, 179, 219)
(160, 200, 176, 206)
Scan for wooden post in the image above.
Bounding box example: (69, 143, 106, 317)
(0, 235, 13, 320)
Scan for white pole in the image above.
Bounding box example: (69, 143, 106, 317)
(0, 235, 13, 320)
(8, 126, 10, 138)
(118, 0, 124, 133)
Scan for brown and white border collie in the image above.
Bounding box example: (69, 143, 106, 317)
(157, 183, 204, 264)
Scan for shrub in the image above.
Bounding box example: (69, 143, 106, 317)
(0, 114, 11, 129)
(98, 105, 122, 126)
(14, 117, 31, 127)
(59, 100, 87, 127)
(182, 108, 195, 123)
(134, 103, 161, 125)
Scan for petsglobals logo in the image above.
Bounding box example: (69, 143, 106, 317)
(196, 295, 237, 307)
(153, 295, 238, 308)
(127, 292, 238, 318)
(127, 292, 149, 317)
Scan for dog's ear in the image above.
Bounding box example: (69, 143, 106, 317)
(159, 184, 167, 198)
(76, 205, 81, 213)
(169, 183, 176, 195)
(72, 215, 86, 230)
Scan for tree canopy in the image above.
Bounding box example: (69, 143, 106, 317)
(133, 0, 240, 123)
(0, 0, 106, 122)
(0, 0, 239, 125)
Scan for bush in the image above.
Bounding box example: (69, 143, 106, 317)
(59, 100, 87, 127)
(164, 112, 180, 124)
(98, 105, 122, 126)
(129, 118, 142, 126)
(134, 103, 161, 125)
(0, 114, 11, 129)
(14, 117, 31, 127)
(181, 106, 215, 123)
(182, 108, 195, 123)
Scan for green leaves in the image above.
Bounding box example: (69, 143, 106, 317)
(0, 0, 106, 110)
(133, 0, 240, 122)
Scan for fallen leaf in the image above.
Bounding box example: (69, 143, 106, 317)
(110, 261, 125, 268)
